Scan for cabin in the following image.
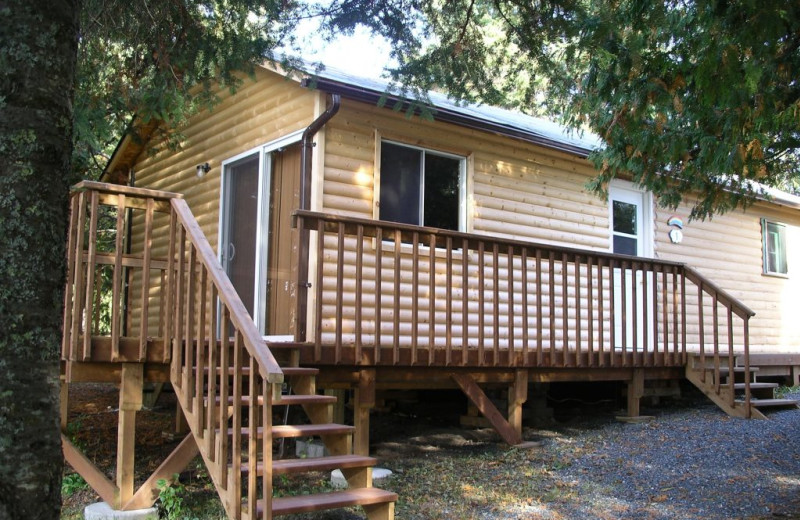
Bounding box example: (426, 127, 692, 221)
(61, 61, 800, 519)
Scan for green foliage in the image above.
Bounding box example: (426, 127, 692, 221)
(318, 0, 800, 220)
(157, 474, 197, 520)
(61, 473, 89, 497)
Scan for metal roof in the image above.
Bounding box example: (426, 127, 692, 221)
(299, 63, 603, 157)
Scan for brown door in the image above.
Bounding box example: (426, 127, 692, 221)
(265, 144, 301, 335)
(224, 154, 260, 320)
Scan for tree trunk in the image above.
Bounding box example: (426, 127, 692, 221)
(0, 1, 79, 519)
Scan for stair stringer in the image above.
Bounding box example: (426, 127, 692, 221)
(684, 367, 767, 420)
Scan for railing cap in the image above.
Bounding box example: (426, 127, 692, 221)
(72, 180, 183, 201)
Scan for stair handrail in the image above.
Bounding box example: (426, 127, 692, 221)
(170, 198, 283, 382)
(683, 265, 754, 417)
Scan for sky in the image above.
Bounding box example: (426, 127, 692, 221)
(293, 22, 396, 78)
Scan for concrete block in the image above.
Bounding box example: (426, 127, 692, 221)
(295, 439, 328, 458)
(84, 502, 158, 520)
(331, 467, 393, 489)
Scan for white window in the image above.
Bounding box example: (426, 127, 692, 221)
(379, 141, 466, 231)
(762, 219, 788, 276)
(608, 181, 653, 257)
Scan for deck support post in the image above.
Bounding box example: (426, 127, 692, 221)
(626, 368, 645, 417)
(117, 363, 143, 506)
(354, 369, 375, 457)
(508, 369, 528, 437)
(60, 376, 69, 431)
(325, 388, 347, 425)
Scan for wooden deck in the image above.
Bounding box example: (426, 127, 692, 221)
(60, 182, 777, 519)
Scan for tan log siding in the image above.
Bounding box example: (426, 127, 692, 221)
(317, 100, 613, 348)
(654, 201, 800, 352)
(127, 69, 316, 334)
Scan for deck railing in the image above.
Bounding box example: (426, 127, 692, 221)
(63, 182, 283, 518)
(294, 210, 753, 408)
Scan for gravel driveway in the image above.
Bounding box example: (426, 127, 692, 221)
(496, 389, 800, 520)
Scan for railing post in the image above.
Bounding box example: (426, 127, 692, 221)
(295, 215, 309, 343)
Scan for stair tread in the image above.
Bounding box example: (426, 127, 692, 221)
(224, 423, 354, 439)
(733, 382, 779, 390)
(271, 454, 377, 475)
(266, 488, 398, 516)
(739, 398, 800, 408)
(275, 394, 337, 405)
(281, 367, 319, 376)
(200, 366, 317, 376)
(213, 394, 336, 406)
(272, 423, 355, 438)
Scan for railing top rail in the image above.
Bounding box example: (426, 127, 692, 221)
(72, 180, 183, 204)
(172, 198, 283, 383)
(294, 209, 687, 269)
(684, 265, 755, 319)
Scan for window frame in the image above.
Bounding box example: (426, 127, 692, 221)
(376, 138, 468, 232)
(761, 218, 789, 277)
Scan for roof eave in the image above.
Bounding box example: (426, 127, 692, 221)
(302, 77, 595, 159)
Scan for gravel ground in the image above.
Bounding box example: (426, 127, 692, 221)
(486, 389, 800, 520)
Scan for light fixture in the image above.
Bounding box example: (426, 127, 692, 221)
(196, 162, 211, 178)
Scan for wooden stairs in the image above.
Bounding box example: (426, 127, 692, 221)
(686, 354, 799, 420)
(175, 345, 397, 519)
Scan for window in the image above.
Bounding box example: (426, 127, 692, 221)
(379, 141, 465, 231)
(762, 219, 788, 276)
(609, 181, 652, 257)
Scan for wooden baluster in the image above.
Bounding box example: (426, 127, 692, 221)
(158, 269, 167, 339)
(355, 224, 364, 362)
(375, 227, 383, 364)
(446, 237, 453, 366)
(680, 270, 687, 364)
(620, 261, 628, 366)
(411, 231, 419, 365)
(698, 283, 705, 382)
(83, 190, 100, 360)
(261, 382, 274, 520)
(461, 237, 469, 366)
(206, 284, 218, 463)
(428, 233, 436, 364)
(478, 241, 485, 366)
(139, 197, 154, 360)
(165, 208, 178, 364)
(548, 251, 556, 366)
(247, 355, 258, 516)
(521, 248, 529, 366)
(507, 245, 516, 367)
(185, 245, 197, 409)
(393, 230, 401, 365)
(174, 225, 187, 387)
(598, 257, 606, 367)
(671, 269, 679, 365)
(632, 262, 639, 366)
(575, 255, 582, 367)
(561, 253, 568, 367)
(229, 331, 242, 518)
(492, 243, 500, 366)
(194, 267, 207, 436)
(314, 220, 324, 361)
(218, 309, 230, 488)
(743, 317, 751, 418)
(642, 264, 650, 366)
(587, 256, 595, 367)
(335, 223, 345, 364)
(712, 292, 720, 393)
(536, 249, 543, 365)
(110, 193, 125, 362)
(661, 269, 667, 366)
(727, 307, 735, 408)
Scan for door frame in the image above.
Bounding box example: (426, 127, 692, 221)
(218, 130, 303, 334)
